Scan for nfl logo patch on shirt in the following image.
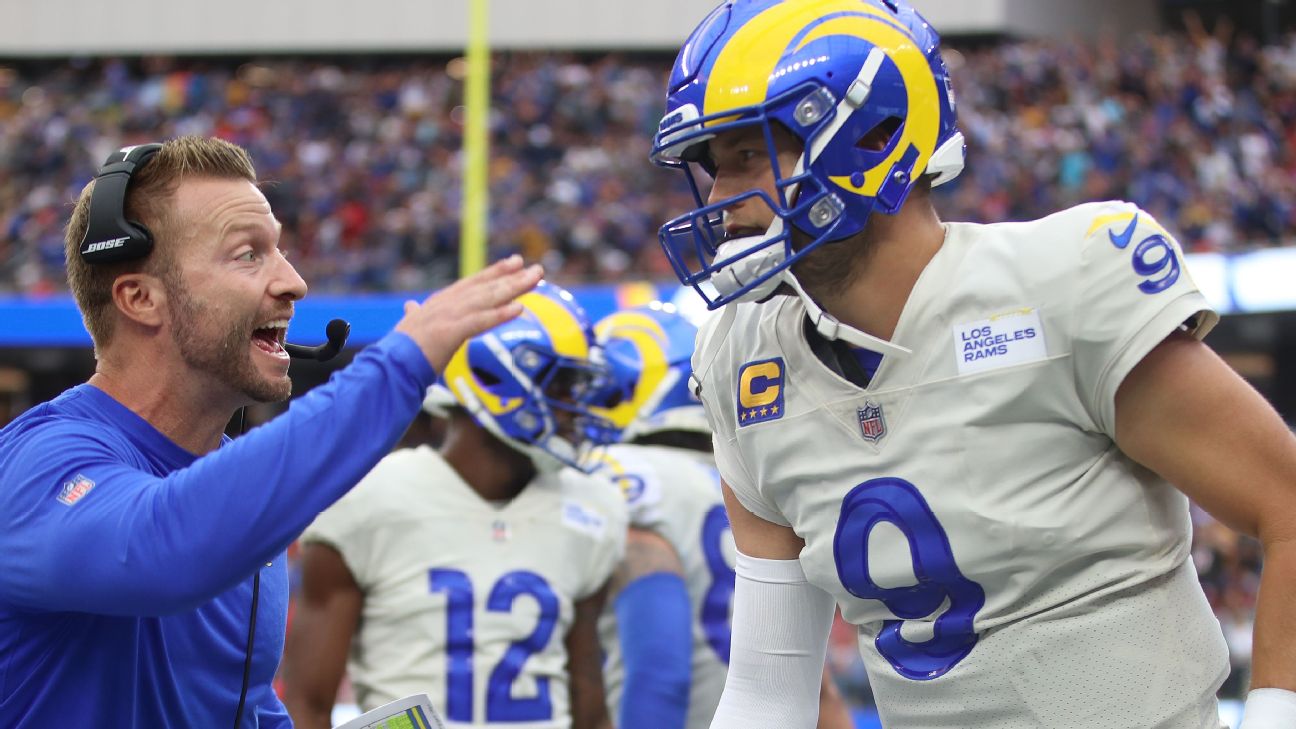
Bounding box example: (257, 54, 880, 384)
(56, 474, 96, 506)
(953, 308, 1048, 375)
(491, 519, 511, 542)
(736, 357, 785, 426)
(857, 402, 886, 442)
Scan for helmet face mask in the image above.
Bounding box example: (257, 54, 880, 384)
(652, 0, 966, 310)
(657, 92, 855, 307)
(442, 282, 619, 473)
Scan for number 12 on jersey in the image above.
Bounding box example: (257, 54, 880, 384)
(833, 477, 985, 680)
(428, 569, 560, 722)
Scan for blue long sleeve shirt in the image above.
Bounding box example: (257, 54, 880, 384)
(0, 331, 435, 728)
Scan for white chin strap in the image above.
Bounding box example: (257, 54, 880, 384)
(526, 437, 575, 474)
(927, 131, 966, 188)
(783, 272, 913, 357)
(711, 233, 913, 358)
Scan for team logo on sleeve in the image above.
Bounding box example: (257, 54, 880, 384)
(614, 474, 646, 504)
(56, 474, 96, 506)
(857, 402, 887, 443)
(736, 358, 785, 426)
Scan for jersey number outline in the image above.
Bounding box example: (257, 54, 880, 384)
(700, 504, 735, 663)
(1107, 214, 1181, 295)
(428, 569, 560, 722)
(832, 477, 985, 680)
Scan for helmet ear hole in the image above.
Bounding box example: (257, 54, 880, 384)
(856, 117, 903, 153)
(471, 366, 503, 387)
(681, 142, 717, 177)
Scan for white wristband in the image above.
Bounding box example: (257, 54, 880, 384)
(1240, 688, 1296, 729)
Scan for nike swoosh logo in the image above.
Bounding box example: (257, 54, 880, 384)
(1108, 214, 1139, 249)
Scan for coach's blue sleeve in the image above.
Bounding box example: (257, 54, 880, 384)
(615, 572, 693, 729)
(0, 331, 434, 615)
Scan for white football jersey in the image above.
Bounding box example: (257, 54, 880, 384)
(594, 443, 734, 729)
(303, 445, 627, 728)
(693, 202, 1229, 729)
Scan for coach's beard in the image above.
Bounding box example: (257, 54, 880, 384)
(167, 286, 293, 404)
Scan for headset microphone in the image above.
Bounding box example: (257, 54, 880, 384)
(284, 318, 351, 362)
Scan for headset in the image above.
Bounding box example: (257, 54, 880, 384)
(82, 144, 350, 727)
(79, 144, 163, 264)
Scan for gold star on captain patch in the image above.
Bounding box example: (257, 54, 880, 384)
(760, 407, 769, 417)
(740, 410, 748, 421)
(770, 405, 779, 415)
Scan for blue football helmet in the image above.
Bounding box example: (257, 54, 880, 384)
(592, 302, 709, 441)
(652, 0, 965, 309)
(436, 280, 619, 473)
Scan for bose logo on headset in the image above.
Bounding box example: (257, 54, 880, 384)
(84, 237, 131, 254)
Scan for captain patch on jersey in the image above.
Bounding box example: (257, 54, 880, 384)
(736, 358, 785, 426)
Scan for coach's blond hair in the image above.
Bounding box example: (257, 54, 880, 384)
(64, 136, 257, 349)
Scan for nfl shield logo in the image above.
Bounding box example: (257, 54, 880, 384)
(857, 402, 886, 443)
(491, 520, 511, 542)
(56, 474, 96, 506)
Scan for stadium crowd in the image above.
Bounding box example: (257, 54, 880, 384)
(1, 26, 1296, 296)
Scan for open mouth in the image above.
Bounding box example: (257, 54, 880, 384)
(721, 225, 769, 243)
(252, 319, 289, 358)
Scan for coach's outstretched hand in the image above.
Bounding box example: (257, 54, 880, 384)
(396, 255, 543, 372)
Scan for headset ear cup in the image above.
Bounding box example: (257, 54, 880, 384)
(79, 143, 162, 265)
(124, 220, 154, 256)
(78, 180, 155, 262)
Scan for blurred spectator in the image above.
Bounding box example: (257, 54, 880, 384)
(943, 24, 1296, 253)
(0, 367, 29, 426)
(1, 29, 1294, 295)
(1192, 503, 1263, 700)
(0, 54, 690, 293)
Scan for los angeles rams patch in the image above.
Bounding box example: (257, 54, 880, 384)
(561, 500, 606, 539)
(737, 357, 785, 426)
(953, 308, 1048, 375)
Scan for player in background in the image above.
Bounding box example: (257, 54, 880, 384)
(590, 303, 853, 729)
(650, 1, 1296, 728)
(281, 282, 627, 729)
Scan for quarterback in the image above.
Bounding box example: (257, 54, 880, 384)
(649, 0, 1296, 728)
(281, 282, 627, 729)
